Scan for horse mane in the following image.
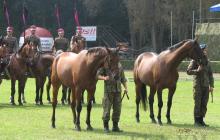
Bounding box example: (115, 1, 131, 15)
(18, 40, 30, 53)
(87, 47, 107, 56)
(168, 40, 189, 51)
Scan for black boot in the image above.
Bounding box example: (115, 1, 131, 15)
(194, 117, 202, 127)
(103, 121, 109, 133)
(112, 121, 123, 132)
(200, 117, 209, 127)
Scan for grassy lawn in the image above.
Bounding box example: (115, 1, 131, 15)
(0, 71, 220, 140)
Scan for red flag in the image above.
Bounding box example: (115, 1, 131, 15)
(55, 4, 61, 28)
(74, 9, 81, 33)
(3, 0, 10, 26)
(22, 4, 28, 25)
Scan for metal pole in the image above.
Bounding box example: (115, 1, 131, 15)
(192, 11, 195, 39)
(199, 0, 202, 23)
(171, 11, 173, 47)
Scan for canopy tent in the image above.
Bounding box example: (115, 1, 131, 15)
(210, 3, 220, 12)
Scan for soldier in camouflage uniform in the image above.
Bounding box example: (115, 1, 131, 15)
(24, 25, 41, 52)
(53, 28, 69, 52)
(4, 26, 18, 54)
(187, 44, 214, 127)
(97, 62, 128, 133)
(53, 28, 69, 104)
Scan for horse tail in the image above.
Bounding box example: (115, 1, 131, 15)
(140, 83, 147, 111)
(51, 54, 60, 81)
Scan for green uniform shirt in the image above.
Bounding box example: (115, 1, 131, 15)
(3, 36, 18, 53)
(54, 37, 69, 52)
(24, 35, 41, 51)
(187, 60, 214, 88)
(97, 63, 127, 93)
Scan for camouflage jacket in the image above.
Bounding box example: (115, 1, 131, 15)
(54, 37, 69, 52)
(3, 36, 18, 53)
(97, 63, 127, 93)
(187, 59, 214, 88)
(25, 35, 41, 51)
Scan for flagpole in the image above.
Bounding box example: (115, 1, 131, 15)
(3, 0, 10, 26)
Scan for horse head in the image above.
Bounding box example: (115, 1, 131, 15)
(186, 39, 206, 65)
(104, 43, 128, 77)
(18, 40, 35, 66)
(70, 35, 86, 53)
(0, 41, 9, 64)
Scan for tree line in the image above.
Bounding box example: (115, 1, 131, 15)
(0, 0, 220, 52)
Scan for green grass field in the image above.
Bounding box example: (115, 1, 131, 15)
(0, 71, 220, 140)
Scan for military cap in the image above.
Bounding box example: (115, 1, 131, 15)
(30, 25, 37, 31)
(7, 26, 13, 32)
(57, 28, 64, 33)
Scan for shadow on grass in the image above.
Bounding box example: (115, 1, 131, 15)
(0, 102, 103, 109)
(80, 128, 168, 140)
(171, 123, 220, 131)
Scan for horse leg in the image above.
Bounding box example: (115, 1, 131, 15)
(46, 75, 51, 103)
(18, 80, 24, 106)
(10, 79, 16, 105)
(149, 87, 156, 123)
(61, 85, 67, 105)
(81, 91, 85, 104)
(67, 88, 71, 105)
(51, 82, 61, 128)
(166, 86, 176, 124)
(135, 81, 147, 123)
(39, 77, 46, 105)
(157, 89, 163, 125)
(75, 87, 82, 131)
(22, 79, 27, 104)
(93, 92, 96, 104)
(70, 87, 76, 126)
(135, 83, 141, 123)
(35, 78, 40, 105)
(86, 88, 95, 131)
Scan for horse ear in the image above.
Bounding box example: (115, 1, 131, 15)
(194, 36, 199, 43)
(117, 42, 129, 52)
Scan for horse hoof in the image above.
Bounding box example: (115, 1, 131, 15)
(51, 124, 56, 128)
(19, 102, 23, 106)
(87, 125, 93, 131)
(151, 119, 157, 124)
(136, 118, 140, 123)
(158, 121, 163, 126)
(40, 102, 44, 105)
(167, 120, 172, 125)
(10, 102, 16, 105)
(75, 125, 81, 131)
(23, 100, 27, 104)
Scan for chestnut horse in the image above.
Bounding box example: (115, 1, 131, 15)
(134, 39, 205, 125)
(8, 41, 35, 105)
(61, 35, 86, 105)
(51, 46, 125, 130)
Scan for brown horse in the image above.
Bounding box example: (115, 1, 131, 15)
(30, 52, 55, 105)
(51, 46, 125, 130)
(0, 39, 10, 84)
(134, 39, 205, 125)
(8, 41, 35, 105)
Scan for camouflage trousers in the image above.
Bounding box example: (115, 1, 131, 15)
(193, 86, 209, 117)
(102, 92, 121, 122)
